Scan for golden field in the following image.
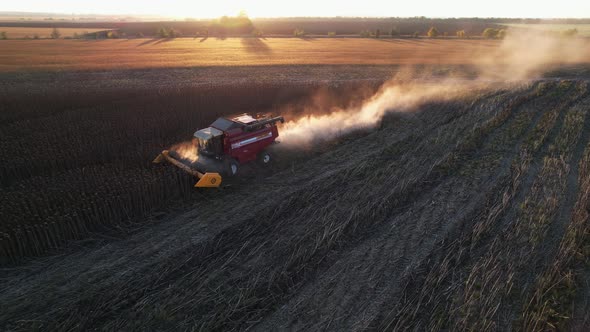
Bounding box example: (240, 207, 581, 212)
(0, 38, 517, 72)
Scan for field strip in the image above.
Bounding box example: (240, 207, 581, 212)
(519, 92, 590, 330)
(453, 82, 589, 330)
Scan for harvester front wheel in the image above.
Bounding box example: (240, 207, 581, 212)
(226, 158, 239, 177)
(258, 151, 272, 165)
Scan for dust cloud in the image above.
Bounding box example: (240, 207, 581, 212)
(170, 140, 199, 163)
(278, 79, 473, 147)
(279, 31, 589, 147)
(477, 31, 590, 80)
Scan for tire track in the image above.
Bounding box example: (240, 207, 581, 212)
(368, 81, 585, 331)
(518, 91, 590, 330)
(452, 82, 588, 331)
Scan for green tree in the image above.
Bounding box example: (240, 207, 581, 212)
(456, 30, 466, 38)
(107, 31, 119, 39)
(427, 26, 439, 37)
(157, 27, 169, 38)
(293, 28, 305, 37)
(211, 12, 254, 36)
(50, 27, 61, 39)
(0, 31, 7, 40)
(562, 28, 578, 37)
(482, 28, 499, 39)
(413, 31, 420, 38)
(497, 29, 507, 39)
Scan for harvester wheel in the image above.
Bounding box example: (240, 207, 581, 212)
(258, 151, 272, 165)
(226, 158, 239, 177)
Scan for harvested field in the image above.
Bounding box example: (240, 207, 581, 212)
(1, 72, 590, 330)
(3, 37, 590, 72)
(0, 38, 501, 71)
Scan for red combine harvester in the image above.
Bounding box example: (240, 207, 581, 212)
(154, 114, 284, 188)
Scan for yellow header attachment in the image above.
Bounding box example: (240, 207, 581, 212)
(195, 173, 222, 188)
(153, 150, 222, 188)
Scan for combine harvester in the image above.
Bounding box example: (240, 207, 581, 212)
(154, 114, 284, 188)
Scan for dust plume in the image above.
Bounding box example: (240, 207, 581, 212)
(477, 30, 590, 80)
(170, 140, 199, 163)
(279, 78, 478, 147)
(280, 31, 589, 147)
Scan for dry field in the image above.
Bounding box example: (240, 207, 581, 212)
(1, 35, 590, 331)
(0, 27, 109, 38)
(0, 38, 514, 71)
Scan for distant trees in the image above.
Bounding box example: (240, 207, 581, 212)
(427, 26, 439, 37)
(50, 27, 61, 39)
(360, 30, 371, 38)
(482, 28, 506, 39)
(562, 28, 578, 37)
(375, 29, 381, 38)
(327, 31, 336, 37)
(156, 27, 180, 38)
(293, 28, 305, 37)
(156, 27, 168, 38)
(456, 30, 466, 38)
(210, 12, 254, 36)
(0, 31, 7, 40)
(390, 27, 400, 37)
(168, 29, 180, 38)
(413, 31, 420, 38)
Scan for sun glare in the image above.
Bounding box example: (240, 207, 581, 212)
(3, 0, 590, 18)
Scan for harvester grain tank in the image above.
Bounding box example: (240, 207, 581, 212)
(154, 114, 284, 187)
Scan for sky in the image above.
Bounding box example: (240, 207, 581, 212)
(2, 0, 590, 19)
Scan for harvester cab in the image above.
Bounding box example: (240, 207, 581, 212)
(154, 113, 284, 188)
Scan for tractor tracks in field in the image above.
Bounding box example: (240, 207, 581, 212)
(372, 81, 589, 331)
(518, 91, 590, 331)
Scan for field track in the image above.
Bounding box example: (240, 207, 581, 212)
(1, 78, 590, 330)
